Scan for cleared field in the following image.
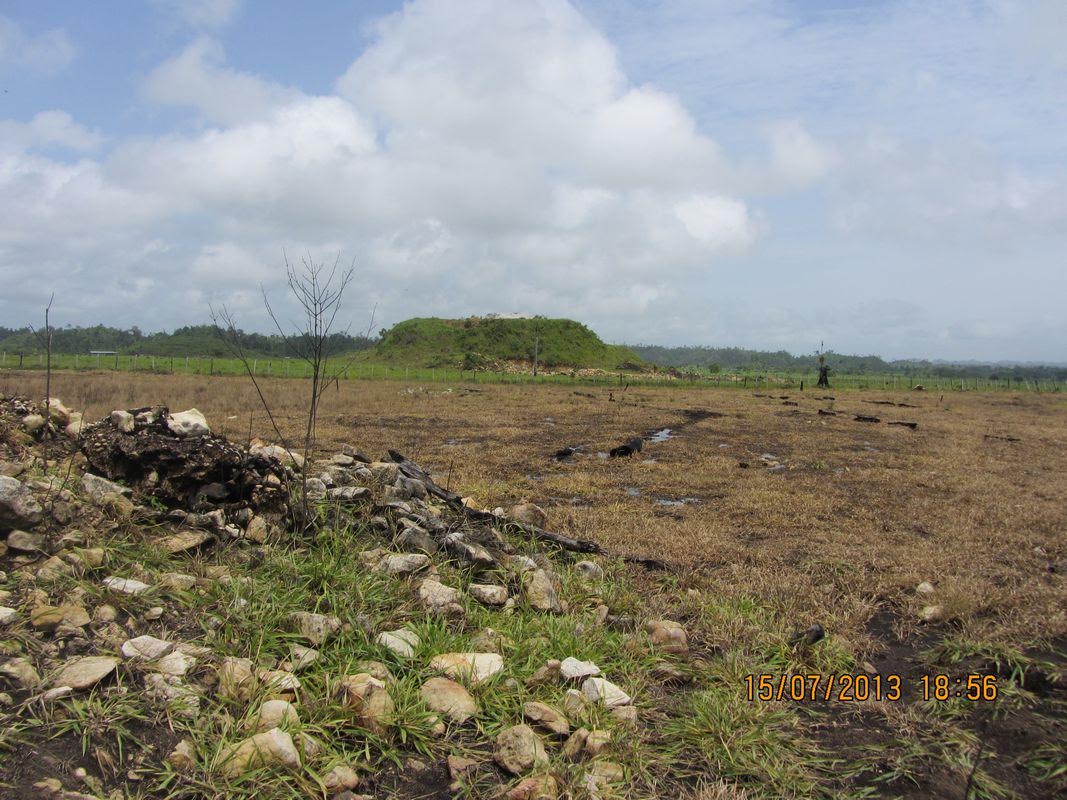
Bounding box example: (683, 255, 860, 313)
(3, 368, 1065, 798)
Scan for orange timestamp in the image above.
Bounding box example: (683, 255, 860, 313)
(744, 673, 999, 703)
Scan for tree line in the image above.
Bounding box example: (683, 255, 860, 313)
(0, 324, 375, 359)
(630, 344, 1067, 381)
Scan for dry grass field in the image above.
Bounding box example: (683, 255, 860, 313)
(3, 368, 1064, 798)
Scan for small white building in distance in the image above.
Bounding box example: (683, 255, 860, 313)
(484, 312, 535, 319)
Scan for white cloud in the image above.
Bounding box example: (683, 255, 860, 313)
(0, 15, 75, 74)
(142, 37, 302, 125)
(2, 0, 1065, 361)
(152, 0, 241, 30)
(0, 110, 105, 154)
(765, 120, 836, 187)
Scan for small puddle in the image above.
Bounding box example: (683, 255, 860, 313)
(654, 496, 701, 507)
(649, 428, 674, 443)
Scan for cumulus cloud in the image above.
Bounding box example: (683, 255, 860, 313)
(1, 0, 760, 331)
(142, 37, 303, 125)
(152, 0, 241, 30)
(0, 110, 105, 154)
(1, 0, 1064, 360)
(0, 15, 75, 74)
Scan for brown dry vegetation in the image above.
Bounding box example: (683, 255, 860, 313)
(3, 369, 1065, 798)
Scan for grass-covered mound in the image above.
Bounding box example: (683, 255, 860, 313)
(369, 317, 644, 370)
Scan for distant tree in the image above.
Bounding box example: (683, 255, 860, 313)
(816, 342, 831, 389)
(212, 252, 371, 534)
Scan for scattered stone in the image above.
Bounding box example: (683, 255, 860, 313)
(586, 760, 625, 785)
(469, 583, 509, 606)
(0, 607, 16, 626)
(574, 560, 604, 580)
(352, 660, 393, 684)
(610, 705, 638, 727)
(395, 525, 439, 554)
(0, 475, 43, 529)
(65, 414, 85, 438)
(35, 555, 73, 580)
(160, 572, 197, 591)
(216, 727, 301, 778)
(327, 486, 369, 503)
(510, 503, 548, 527)
(470, 627, 512, 653)
(523, 569, 562, 613)
(494, 724, 548, 775)
(418, 578, 464, 614)
(527, 659, 562, 686)
(562, 688, 588, 719)
(290, 611, 342, 645)
(431, 652, 504, 685)
(82, 472, 130, 502)
(6, 529, 45, 552)
(160, 529, 213, 554)
(368, 462, 400, 483)
(30, 604, 90, 631)
(167, 409, 210, 438)
(121, 635, 174, 661)
(322, 764, 361, 792)
(0, 657, 41, 687)
(259, 669, 301, 698)
(144, 606, 164, 621)
(287, 643, 320, 671)
(245, 515, 269, 543)
(339, 673, 394, 735)
(154, 650, 197, 677)
(646, 620, 689, 654)
(110, 410, 135, 433)
(562, 727, 589, 759)
(166, 739, 197, 771)
(248, 699, 300, 733)
(584, 729, 611, 755)
(920, 604, 945, 623)
(916, 581, 936, 595)
(376, 553, 430, 576)
(560, 657, 601, 680)
(218, 657, 255, 703)
(22, 414, 45, 434)
(144, 673, 201, 718)
(581, 677, 631, 708)
(523, 701, 570, 735)
(46, 398, 72, 424)
(253, 444, 305, 470)
(102, 576, 151, 595)
(420, 676, 479, 723)
(51, 655, 119, 690)
(508, 774, 559, 800)
(448, 754, 480, 783)
(377, 628, 420, 658)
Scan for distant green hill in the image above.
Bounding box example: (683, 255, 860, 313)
(368, 317, 644, 370)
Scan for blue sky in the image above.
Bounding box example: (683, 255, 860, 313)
(1, 0, 1064, 361)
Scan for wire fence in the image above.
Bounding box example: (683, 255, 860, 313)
(2, 351, 1063, 392)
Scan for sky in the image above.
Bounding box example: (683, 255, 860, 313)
(0, 0, 1064, 362)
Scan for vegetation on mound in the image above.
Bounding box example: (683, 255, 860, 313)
(369, 317, 644, 371)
